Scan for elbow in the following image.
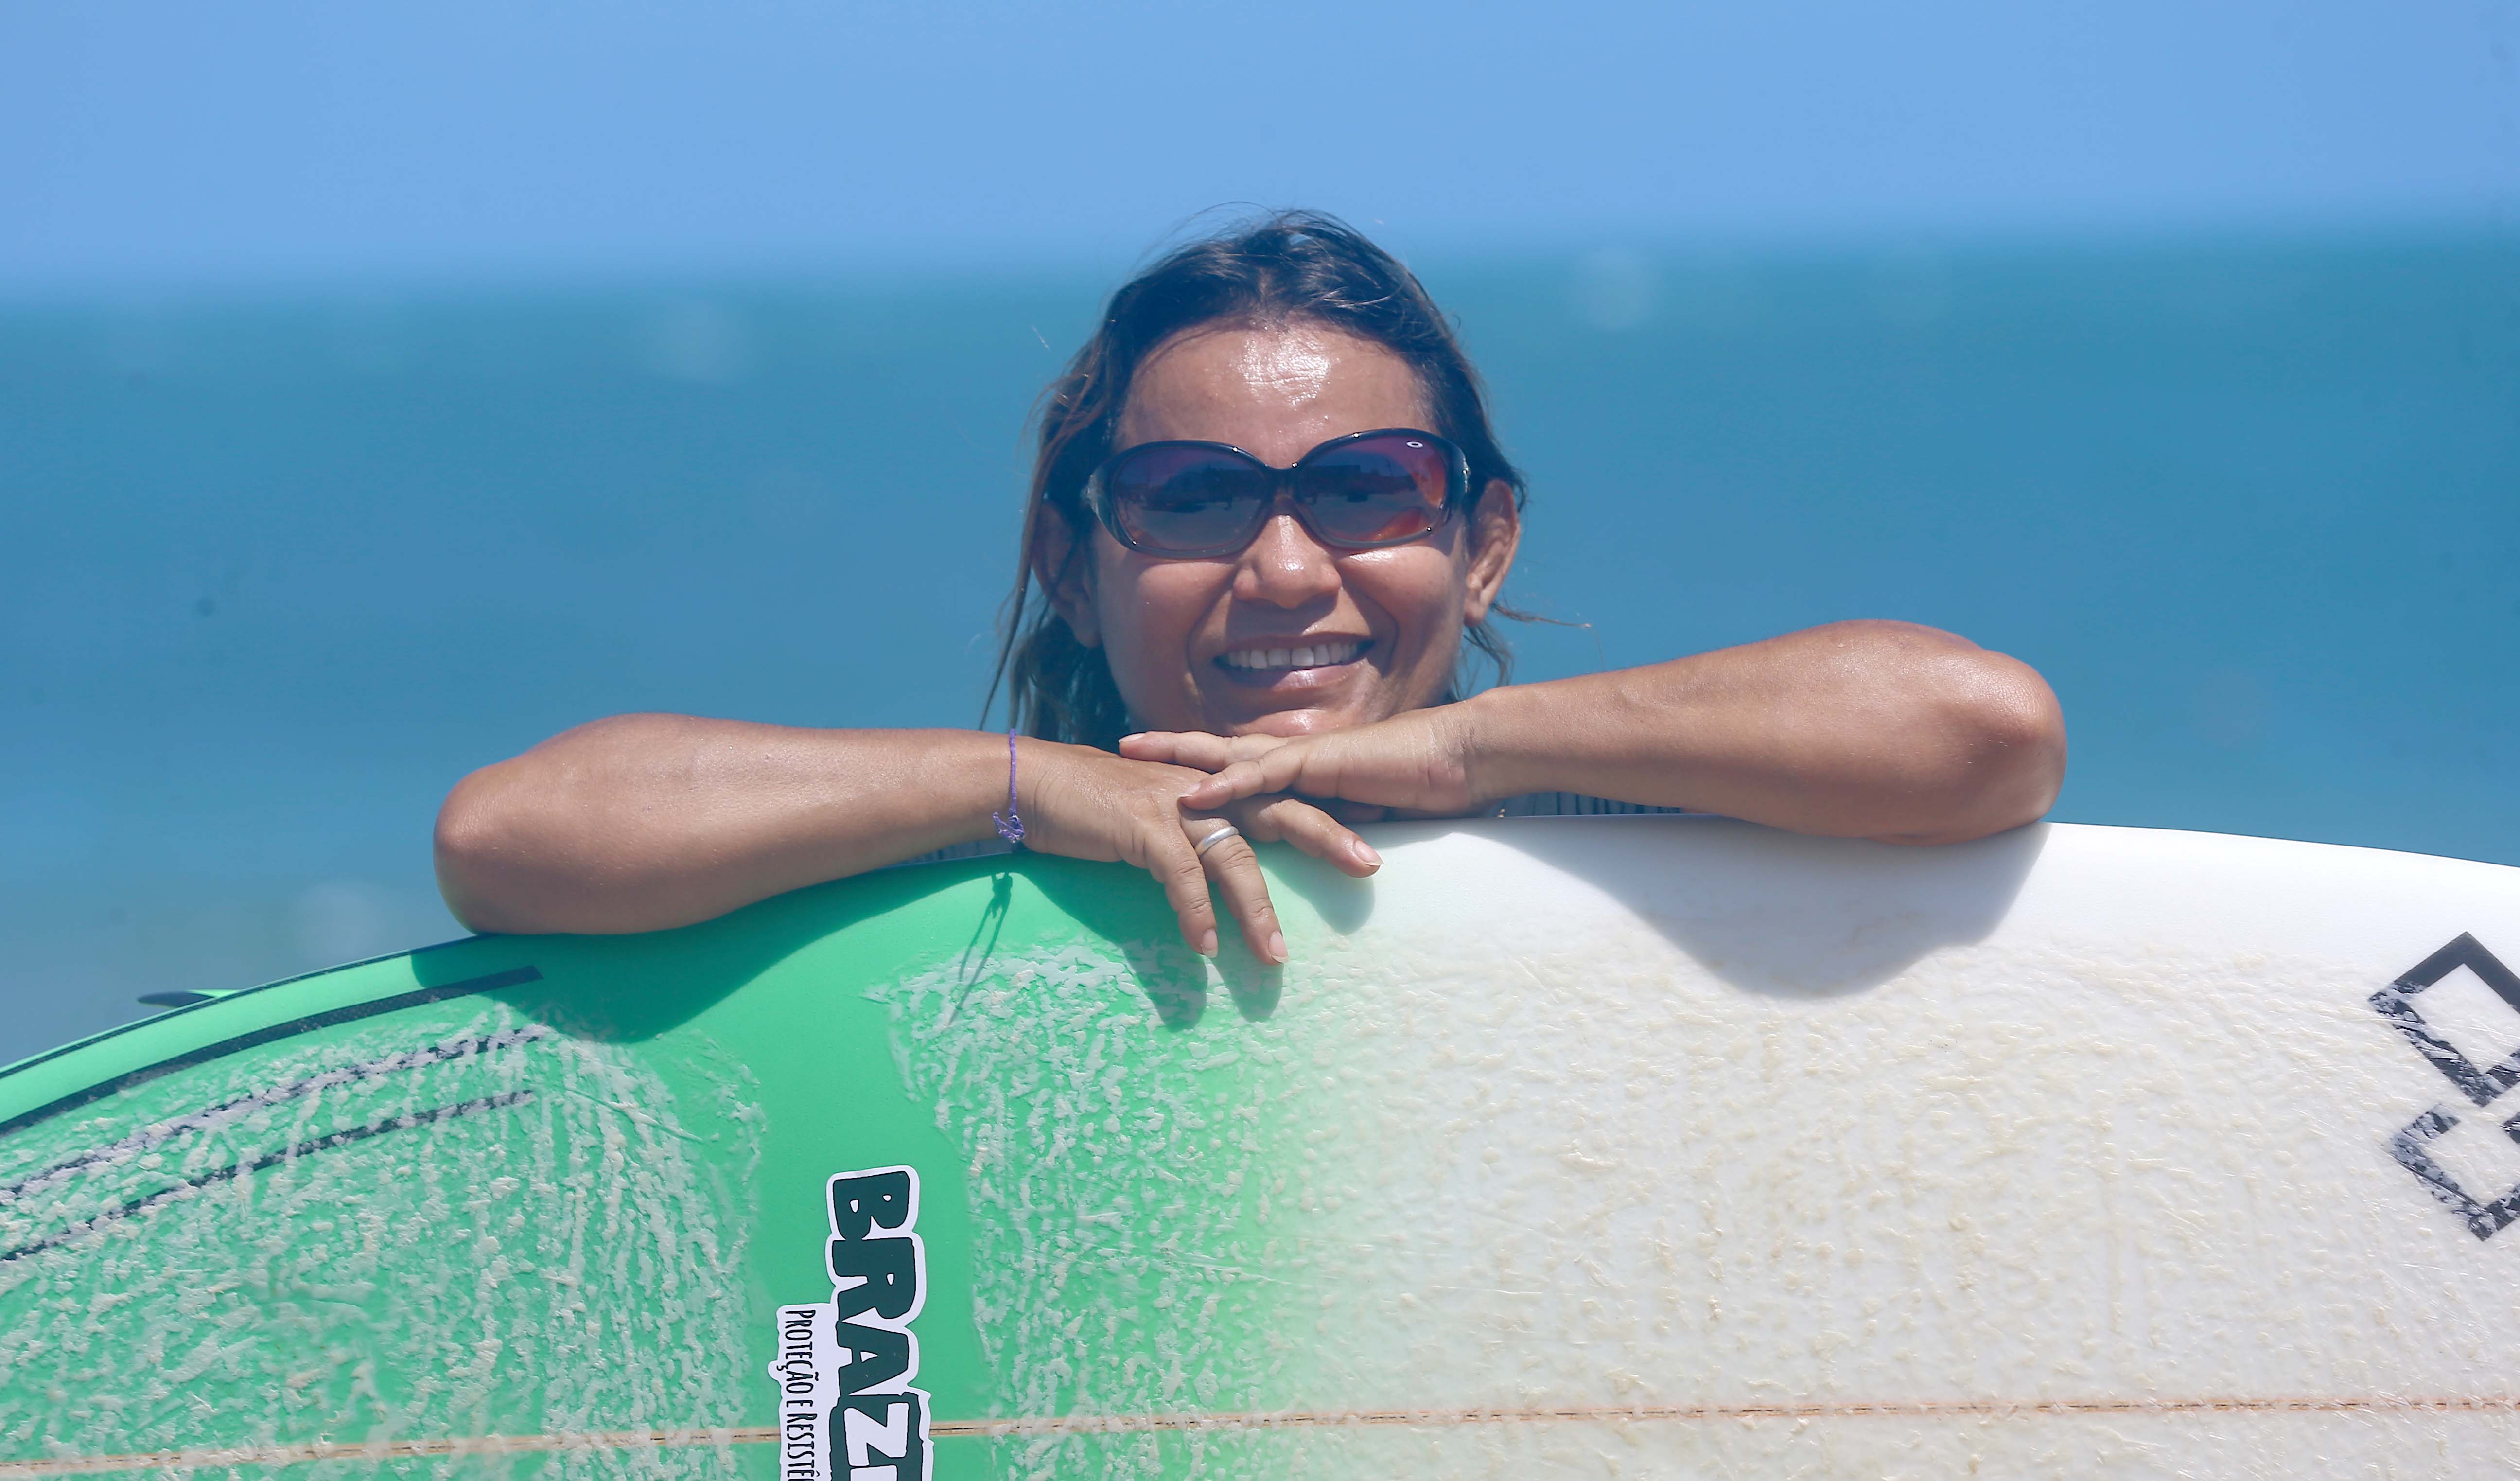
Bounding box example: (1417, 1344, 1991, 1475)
(1886, 649, 2068, 846)
(433, 763, 550, 935)
(432, 713, 722, 936)
(1966, 656, 2068, 830)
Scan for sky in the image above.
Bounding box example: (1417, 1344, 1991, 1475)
(3, 0, 2516, 292)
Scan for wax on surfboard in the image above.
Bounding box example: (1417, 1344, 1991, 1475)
(4, 818, 2520, 1479)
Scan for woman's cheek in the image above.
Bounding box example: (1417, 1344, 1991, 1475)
(1352, 551, 1459, 644)
(1098, 560, 1222, 711)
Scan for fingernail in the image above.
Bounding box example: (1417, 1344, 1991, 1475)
(1355, 841, 1382, 867)
(1198, 929, 1219, 957)
(1268, 931, 1286, 963)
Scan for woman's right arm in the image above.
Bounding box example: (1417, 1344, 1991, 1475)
(432, 714, 1377, 954)
(434, 716, 1019, 935)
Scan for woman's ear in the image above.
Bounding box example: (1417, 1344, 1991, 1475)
(1460, 478, 1522, 625)
(1033, 504, 1103, 648)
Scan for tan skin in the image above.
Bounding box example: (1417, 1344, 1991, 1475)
(435, 320, 2066, 960)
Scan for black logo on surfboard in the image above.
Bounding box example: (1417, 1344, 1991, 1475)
(767, 1167, 933, 1481)
(2373, 935, 2520, 1239)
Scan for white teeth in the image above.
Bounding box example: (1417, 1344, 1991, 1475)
(1222, 640, 1364, 671)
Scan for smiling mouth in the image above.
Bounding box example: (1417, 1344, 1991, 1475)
(1217, 639, 1368, 674)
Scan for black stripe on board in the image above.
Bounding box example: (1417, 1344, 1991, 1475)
(0, 1026, 554, 1207)
(0, 966, 542, 1144)
(1, 1090, 535, 1263)
(0, 935, 481, 1084)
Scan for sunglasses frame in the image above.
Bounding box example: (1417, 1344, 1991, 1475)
(1079, 426, 1471, 560)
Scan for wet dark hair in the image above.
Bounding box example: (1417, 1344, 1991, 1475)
(985, 210, 1530, 749)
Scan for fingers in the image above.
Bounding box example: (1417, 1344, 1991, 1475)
(1131, 803, 1385, 966)
(1136, 822, 1224, 960)
(1119, 730, 1287, 772)
(1185, 814, 1286, 965)
(1036, 746, 1364, 964)
(1188, 798, 1383, 965)
(1116, 730, 1209, 766)
(1236, 796, 1381, 877)
(1181, 746, 1313, 809)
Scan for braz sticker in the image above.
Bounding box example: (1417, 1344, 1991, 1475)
(2372, 934, 2520, 1240)
(767, 1167, 932, 1481)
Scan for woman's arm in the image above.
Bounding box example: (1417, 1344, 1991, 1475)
(434, 715, 1378, 948)
(433, 718, 1020, 935)
(1462, 620, 2065, 843)
(1155, 620, 2066, 845)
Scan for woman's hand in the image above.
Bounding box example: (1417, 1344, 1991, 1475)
(1015, 740, 1381, 965)
(437, 721, 1383, 944)
(1121, 706, 1487, 819)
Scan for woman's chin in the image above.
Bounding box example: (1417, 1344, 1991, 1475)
(1189, 646, 1452, 737)
(1195, 689, 1374, 739)
(1199, 659, 1381, 736)
(1216, 688, 1417, 738)
(1235, 709, 1348, 738)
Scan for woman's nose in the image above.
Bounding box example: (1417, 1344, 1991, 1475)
(1233, 510, 1342, 607)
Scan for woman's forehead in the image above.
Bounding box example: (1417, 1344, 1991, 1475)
(1115, 321, 1432, 464)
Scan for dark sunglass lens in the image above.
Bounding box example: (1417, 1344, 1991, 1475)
(1297, 435, 1451, 545)
(1106, 446, 1269, 552)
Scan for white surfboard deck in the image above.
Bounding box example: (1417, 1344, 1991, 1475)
(1013, 817, 2520, 1478)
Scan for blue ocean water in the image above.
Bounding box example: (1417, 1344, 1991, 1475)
(5, 234, 2517, 1066)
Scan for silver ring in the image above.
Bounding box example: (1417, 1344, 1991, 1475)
(1191, 822, 1242, 858)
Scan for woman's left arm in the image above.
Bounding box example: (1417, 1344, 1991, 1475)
(1157, 620, 2066, 846)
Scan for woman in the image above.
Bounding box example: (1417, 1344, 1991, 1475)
(435, 212, 2066, 963)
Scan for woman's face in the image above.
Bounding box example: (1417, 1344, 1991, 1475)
(1050, 320, 1519, 739)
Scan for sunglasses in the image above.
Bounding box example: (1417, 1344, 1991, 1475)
(1080, 427, 1470, 559)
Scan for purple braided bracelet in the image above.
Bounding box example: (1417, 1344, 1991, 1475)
(992, 730, 1026, 847)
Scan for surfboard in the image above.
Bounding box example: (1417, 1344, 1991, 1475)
(5, 817, 2520, 1479)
